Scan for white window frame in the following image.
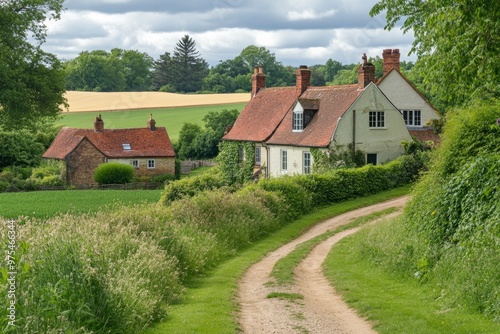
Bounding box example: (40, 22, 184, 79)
(401, 109, 422, 126)
(132, 160, 139, 169)
(281, 150, 288, 172)
(255, 147, 261, 166)
(303, 151, 311, 174)
(293, 110, 303, 131)
(147, 159, 155, 169)
(369, 111, 385, 128)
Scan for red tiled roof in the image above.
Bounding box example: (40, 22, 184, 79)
(223, 87, 297, 142)
(408, 128, 441, 145)
(43, 127, 175, 160)
(266, 85, 362, 147)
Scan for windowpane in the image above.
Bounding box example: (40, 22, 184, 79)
(132, 160, 139, 168)
(281, 150, 287, 170)
(148, 160, 155, 169)
(293, 111, 303, 131)
(414, 110, 421, 126)
(369, 111, 385, 128)
(255, 147, 261, 165)
(303, 152, 311, 174)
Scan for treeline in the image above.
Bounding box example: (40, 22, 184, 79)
(64, 35, 414, 94)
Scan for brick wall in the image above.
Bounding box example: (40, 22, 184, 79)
(66, 139, 105, 186)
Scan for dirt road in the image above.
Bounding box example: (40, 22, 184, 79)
(237, 196, 408, 334)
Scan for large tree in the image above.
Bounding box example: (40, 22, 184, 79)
(0, 0, 67, 130)
(171, 35, 209, 93)
(151, 52, 173, 91)
(371, 0, 500, 107)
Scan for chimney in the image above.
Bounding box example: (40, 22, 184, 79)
(382, 49, 400, 76)
(94, 114, 104, 132)
(358, 53, 376, 89)
(296, 65, 311, 97)
(147, 114, 156, 131)
(251, 65, 266, 98)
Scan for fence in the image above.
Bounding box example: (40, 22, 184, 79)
(181, 160, 217, 174)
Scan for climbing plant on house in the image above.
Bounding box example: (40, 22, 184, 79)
(218, 141, 255, 184)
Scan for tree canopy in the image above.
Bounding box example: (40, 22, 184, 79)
(171, 35, 209, 93)
(371, 0, 500, 107)
(0, 0, 67, 130)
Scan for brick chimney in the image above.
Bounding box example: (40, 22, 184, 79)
(296, 65, 311, 97)
(358, 53, 376, 89)
(147, 114, 156, 131)
(94, 114, 104, 132)
(251, 65, 266, 98)
(382, 49, 400, 76)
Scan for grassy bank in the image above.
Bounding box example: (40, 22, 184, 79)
(58, 103, 246, 142)
(325, 217, 500, 334)
(0, 189, 163, 219)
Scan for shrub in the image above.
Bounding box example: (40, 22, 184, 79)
(94, 162, 135, 184)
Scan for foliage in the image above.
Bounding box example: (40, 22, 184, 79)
(94, 162, 135, 184)
(0, 0, 67, 130)
(347, 99, 500, 322)
(0, 131, 45, 169)
(311, 145, 365, 173)
(176, 109, 240, 160)
(371, 0, 500, 107)
(65, 48, 154, 91)
(171, 35, 209, 93)
(217, 141, 256, 184)
(28, 160, 63, 187)
(151, 52, 173, 91)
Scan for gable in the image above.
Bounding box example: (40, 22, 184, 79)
(377, 69, 441, 122)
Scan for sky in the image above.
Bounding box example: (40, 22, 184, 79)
(43, 0, 415, 67)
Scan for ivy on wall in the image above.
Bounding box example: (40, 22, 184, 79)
(218, 141, 256, 184)
(311, 144, 365, 173)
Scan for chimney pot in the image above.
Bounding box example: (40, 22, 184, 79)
(94, 114, 104, 132)
(251, 66, 266, 98)
(358, 54, 376, 89)
(148, 114, 156, 131)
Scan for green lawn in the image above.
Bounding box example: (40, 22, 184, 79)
(0, 189, 163, 219)
(58, 103, 247, 142)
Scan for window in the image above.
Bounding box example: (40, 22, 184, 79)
(401, 109, 422, 126)
(238, 147, 244, 163)
(369, 111, 385, 128)
(367, 154, 377, 165)
(147, 159, 155, 169)
(132, 160, 139, 169)
(122, 143, 131, 150)
(255, 147, 261, 166)
(293, 110, 303, 131)
(303, 152, 311, 174)
(281, 150, 288, 171)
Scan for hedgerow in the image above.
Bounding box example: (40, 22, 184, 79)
(348, 99, 500, 322)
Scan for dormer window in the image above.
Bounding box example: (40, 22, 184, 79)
(122, 143, 131, 150)
(293, 110, 303, 131)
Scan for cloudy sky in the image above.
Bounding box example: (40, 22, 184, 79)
(43, 0, 415, 67)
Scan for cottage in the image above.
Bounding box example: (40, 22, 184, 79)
(223, 53, 415, 177)
(43, 115, 176, 186)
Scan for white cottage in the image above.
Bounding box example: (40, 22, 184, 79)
(223, 55, 414, 177)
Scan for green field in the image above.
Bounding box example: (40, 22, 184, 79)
(58, 103, 247, 142)
(0, 189, 163, 219)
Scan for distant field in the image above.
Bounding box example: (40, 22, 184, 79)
(64, 91, 250, 112)
(58, 103, 247, 142)
(0, 189, 164, 219)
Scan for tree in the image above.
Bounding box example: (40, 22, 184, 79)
(151, 52, 173, 91)
(171, 35, 209, 92)
(0, 0, 67, 130)
(112, 49, 153, 91)
(371, 0, 500, 107)
(0, 132, 45, 168)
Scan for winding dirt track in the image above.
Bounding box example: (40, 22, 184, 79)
(237, 196, 408, 334)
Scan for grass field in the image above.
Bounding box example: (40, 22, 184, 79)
(58, 103, 247, 142)
(0, 189, 163, 219)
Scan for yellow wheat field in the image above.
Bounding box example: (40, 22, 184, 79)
(64, 91, 251, 112)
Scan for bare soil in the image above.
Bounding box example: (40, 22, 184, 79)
(63, 91, 250, 112)
(237, 196, 408, 334)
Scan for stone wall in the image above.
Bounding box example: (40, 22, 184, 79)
(66, 139, 105, 186)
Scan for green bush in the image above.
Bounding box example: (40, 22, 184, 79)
(94, 162, 135, 184)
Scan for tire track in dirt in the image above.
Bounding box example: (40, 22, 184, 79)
(237, 196, 408, 334)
